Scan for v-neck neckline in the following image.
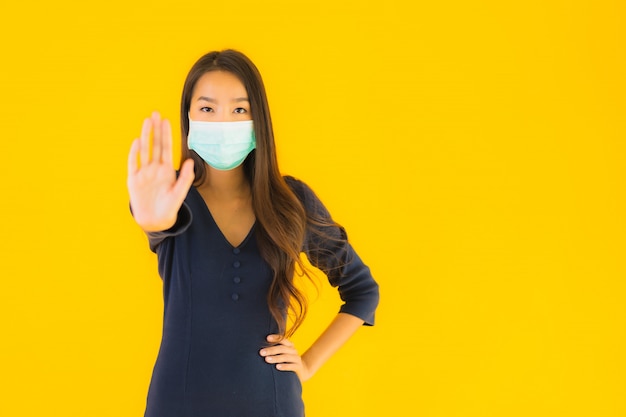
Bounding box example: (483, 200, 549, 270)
(191, 186, 257, 249)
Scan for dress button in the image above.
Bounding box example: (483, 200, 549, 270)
(233, 248, 241, 255)
(233, 261, 241, 268)
(231, 293, 240, 301)
(233, 276, 241, 284)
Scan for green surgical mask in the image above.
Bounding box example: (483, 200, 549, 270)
(188, 116, 256, 171)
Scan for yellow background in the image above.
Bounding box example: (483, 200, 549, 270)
(1, 0, 625, 416)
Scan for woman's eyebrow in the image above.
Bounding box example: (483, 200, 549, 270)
(196, 96, 249, 102)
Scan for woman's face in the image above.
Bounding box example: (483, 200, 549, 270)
(189, 70, 252, 122)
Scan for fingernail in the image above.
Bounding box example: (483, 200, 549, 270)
(260, 350, 266, 356)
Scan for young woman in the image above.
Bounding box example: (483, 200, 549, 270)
(127, 49, 379, 417)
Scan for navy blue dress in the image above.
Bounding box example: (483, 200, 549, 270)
(143, 176, 379, 417)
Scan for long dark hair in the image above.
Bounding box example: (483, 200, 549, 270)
(180, 49, 310, 337)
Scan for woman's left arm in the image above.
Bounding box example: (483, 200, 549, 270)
(260, 312, 365, 382)
(263, 177, 380, 381)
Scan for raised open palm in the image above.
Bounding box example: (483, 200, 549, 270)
(127, 112, 195, 232)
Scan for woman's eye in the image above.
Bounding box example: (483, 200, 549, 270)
(200, 107, 213, 113)
(234, 107, 247, 114)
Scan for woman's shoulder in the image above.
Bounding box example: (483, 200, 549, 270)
(282, 175, 331, 219)
(282, 174, 303, 188)
(283, 174, 305, 193)
(282, 175, 315, 204)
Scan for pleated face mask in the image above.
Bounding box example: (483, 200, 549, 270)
(188, 116, 256, 171)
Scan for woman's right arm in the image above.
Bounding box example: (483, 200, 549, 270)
(127, 111, 195, 232)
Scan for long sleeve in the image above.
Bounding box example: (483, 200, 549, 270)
(285, 176, 380, 326)
(145, 202, 194, 253)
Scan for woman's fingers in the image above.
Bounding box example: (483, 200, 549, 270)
(263, 352, 300, 364)
(260, 335, 310, 380)
(274, 362, 299, 372)
(171, 158, 195, 205)
(139, 117, 151, 167)
(127, 138, 140, 176)
(161, 117, 173, 166)
(151, 111, 164, 163)
(127, 113, 189, 232)
(260, 336, 298, 362)
(266, 334, 292, 345)
(137, 112, 174, 167)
